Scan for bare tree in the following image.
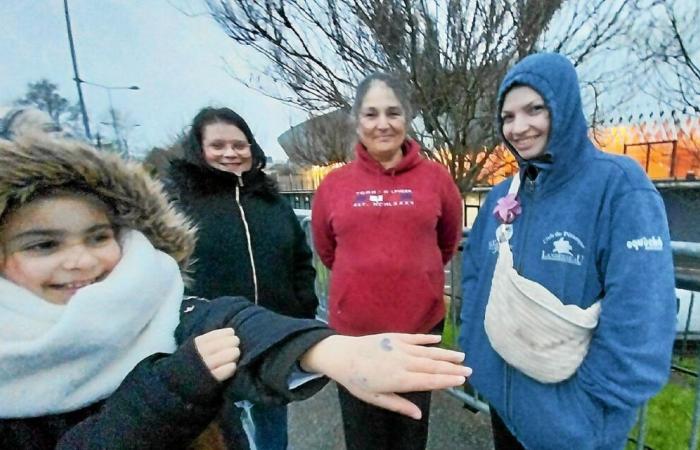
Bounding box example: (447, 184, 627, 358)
(206, 0, 647, 191)
(617, 0, 700, 178)
(633, 0, 699, 113)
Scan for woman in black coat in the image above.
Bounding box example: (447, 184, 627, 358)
(167, 107, 317, 319)
(166, 107, 318, 449)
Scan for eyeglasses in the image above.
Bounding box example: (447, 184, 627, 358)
(206, 140, 251, 153)
(230, 141, 251, 152)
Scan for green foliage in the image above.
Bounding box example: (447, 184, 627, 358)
(627, 373, 696, 450)
(675, 355, 700, 373)
(442, 308, 458, 350)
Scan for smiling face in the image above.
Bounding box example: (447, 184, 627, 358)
(201, 122, 253, 175)
(501, 85, 551, 160)
(0, 194, 122, 305)
(356, 81, 408, 168)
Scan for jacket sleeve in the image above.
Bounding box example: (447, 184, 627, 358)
(226, 326, 335, 404)
(576, 187, 677, 409)
(57, 340, 223, 449)
(289, 209, 319, 319)
(177, 296, 333, 405)
(437, 170, 464, 264)
(311, 180, 336, 269)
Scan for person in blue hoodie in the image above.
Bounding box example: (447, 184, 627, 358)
(459, 52, 677, 450)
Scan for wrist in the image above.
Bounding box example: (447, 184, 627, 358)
(299, 335, 345, 375)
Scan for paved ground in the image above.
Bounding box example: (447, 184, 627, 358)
(289, 383, 494, 450)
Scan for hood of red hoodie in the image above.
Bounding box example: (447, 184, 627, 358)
(354, 138, 424, 175)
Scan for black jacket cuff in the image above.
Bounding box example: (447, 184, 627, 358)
(154, 338, 224, 405)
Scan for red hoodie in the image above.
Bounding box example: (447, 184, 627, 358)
(311, 139, 463, 336)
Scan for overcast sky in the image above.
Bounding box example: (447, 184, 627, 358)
(0, 0, 306, 160)
(2, 1, 696, 161)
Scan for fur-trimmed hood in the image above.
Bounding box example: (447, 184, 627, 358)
(0, 134, 196, 274)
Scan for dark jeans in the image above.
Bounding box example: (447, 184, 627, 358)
(248, 404, 288, 450)
(490, 409, 526, 450)
(337, 384, 432, 450)
(218, 402, 288, 450)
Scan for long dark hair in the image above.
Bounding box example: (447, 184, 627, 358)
(184, 107, 268, 171)
(177, 107, 278, 198)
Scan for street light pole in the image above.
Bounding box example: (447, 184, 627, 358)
(79, 81, 139, 156)
(105, 89, 123, 155)
(100, 122, 140, 158)
(63, 0, 92, 140)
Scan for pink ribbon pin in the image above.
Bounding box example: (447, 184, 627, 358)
(492, 193, 522, 224)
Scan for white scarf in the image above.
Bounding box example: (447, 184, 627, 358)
(0, 230, 183, 417)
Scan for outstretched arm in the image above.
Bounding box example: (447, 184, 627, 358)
(180, 297, 470, 419)
(300, 333, 471, 419)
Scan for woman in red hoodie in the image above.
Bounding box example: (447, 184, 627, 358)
(311, 73, 463, 450)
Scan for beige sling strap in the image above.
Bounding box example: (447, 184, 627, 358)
(484, 175, 601, 383)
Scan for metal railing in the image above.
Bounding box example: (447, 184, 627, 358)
(284, 191, 315, 210)
(295, 210, 700, 449)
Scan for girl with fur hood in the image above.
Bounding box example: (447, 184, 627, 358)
(459, 53, 676, 449)
(0, 134, 471, 449)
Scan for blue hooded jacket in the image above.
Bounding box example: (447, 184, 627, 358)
(459, 53, 676, 450)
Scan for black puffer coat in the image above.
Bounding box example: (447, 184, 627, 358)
(166, 159, 318, 319)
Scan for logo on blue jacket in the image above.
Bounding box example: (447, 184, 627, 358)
(541, 231, 585, 266)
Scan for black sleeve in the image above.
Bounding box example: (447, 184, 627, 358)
(289, 210, 319, 319)
(225, 326, 335, 405)
(175, 296, 250, 345)
(56, 340, 223, 450)
(176, 296, 334, 404)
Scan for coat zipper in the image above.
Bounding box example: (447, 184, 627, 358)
(235, 179, 259, 304)
(515, 176, 536, 272)
(506, 173, 536, 428)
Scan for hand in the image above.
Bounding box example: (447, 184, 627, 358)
(300, 333, 472, 419)
(194, 328, 241, 382)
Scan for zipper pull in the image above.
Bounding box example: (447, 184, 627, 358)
(525, 177, 536, 193)
(524, 164, 538, 193)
